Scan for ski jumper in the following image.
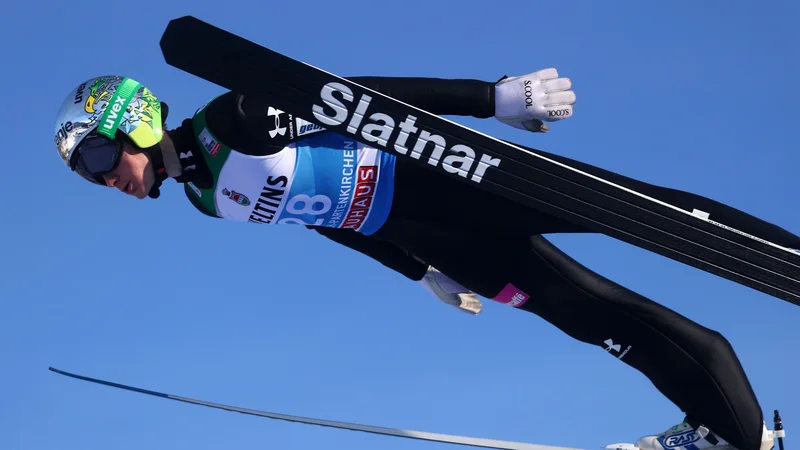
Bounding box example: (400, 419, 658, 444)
(166, 75, 800, 450)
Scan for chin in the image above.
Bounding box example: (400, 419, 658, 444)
(129, 183, 146, 199)
(138, 180, 154, 199)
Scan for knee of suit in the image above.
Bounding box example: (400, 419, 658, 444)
(696, 328, 742, 365)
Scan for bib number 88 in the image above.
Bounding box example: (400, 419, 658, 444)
(277, 194, 332, 226)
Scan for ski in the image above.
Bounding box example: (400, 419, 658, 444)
(49, 367, 583, 450)
(158, 15, 800, 306)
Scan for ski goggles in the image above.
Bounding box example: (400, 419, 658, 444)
(70, 133, 123, 186)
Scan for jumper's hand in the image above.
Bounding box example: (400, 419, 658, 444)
(494, 68, 576, 133)
(419, 266, 482, 315)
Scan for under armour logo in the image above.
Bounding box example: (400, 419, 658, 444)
(604, 339, 622, 353)
(603, 338, 632, 360)
(267, 106, 287, 138)
(179, 151, 193, 159)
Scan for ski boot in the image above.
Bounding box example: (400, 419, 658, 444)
(605, 415, 784, 450)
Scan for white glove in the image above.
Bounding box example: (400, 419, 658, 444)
(494, 68, 576, 133)
(418, 266, 482, 315)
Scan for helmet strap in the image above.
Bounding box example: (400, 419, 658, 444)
(147, 144, 169, 199)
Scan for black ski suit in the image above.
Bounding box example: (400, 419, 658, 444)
(169, 75, 800, 450)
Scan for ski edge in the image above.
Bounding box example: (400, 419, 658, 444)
(49, 366, 586, 450)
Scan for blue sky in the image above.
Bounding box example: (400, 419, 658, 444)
(3, 1, 799, 449)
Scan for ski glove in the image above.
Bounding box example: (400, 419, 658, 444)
(494, 68, 576, 133)
(419, 266, 482, 315)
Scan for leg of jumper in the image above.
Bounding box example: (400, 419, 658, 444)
(401, 229, 765, 450)
(376, 150, 771, 450)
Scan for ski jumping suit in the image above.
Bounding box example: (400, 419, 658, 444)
(168, 76, 800, 450)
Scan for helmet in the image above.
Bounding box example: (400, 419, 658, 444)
(53, 75, 165, 185)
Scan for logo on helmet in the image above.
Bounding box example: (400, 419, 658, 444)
(74, 82, 87, 105)
(84, 78, 112, 115)
(102, 96, 128, 133)
(54, 122, 74, 147)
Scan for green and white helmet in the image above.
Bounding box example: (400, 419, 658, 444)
(53, 75, 164, 170)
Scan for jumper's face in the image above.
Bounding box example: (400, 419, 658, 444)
(101, 141, 154, 200)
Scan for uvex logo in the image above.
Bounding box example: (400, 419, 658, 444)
(102, 96, 127, 132)
(311, 82, 502, 183)
(74, 82, 87, 105)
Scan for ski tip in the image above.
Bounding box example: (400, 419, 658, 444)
(160, 15, 228, 68)
(162, 15, 216, 38)
(604, 444, 638, 450)
(167, 14, 203, 28)
(49, 366, 77, 378)
(161, 16, 204, 47)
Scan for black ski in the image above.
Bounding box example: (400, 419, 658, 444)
(158, 15, 800, 306)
